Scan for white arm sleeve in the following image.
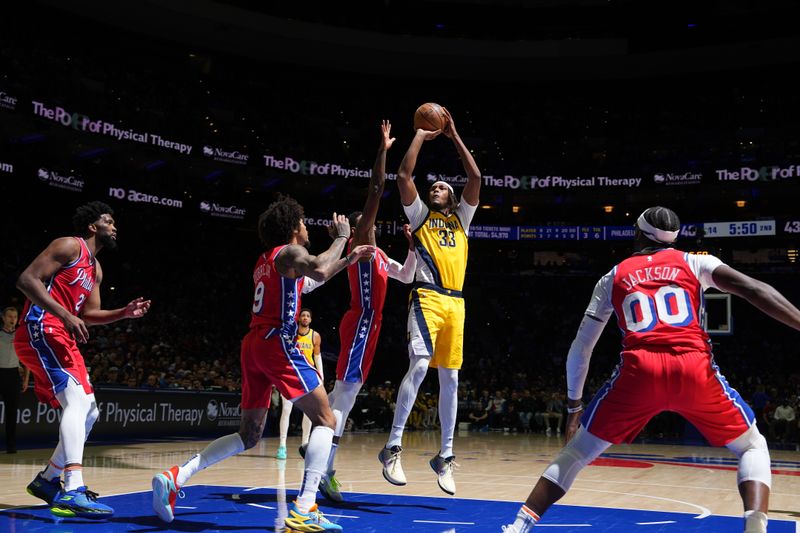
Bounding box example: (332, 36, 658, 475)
(566, 315, 608, 401)
(302, 276, 326, 294)
(403, 195, 428, 229)
(684, 253, 725, 291)
(388, 250, 417, 284)
(566, 271, 614, 400)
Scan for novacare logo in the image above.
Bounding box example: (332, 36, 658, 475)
(202, 145, 248, 165)
(0, 91, 17, 111)
(0, 161, 12, 174)
(37, 168, 84, 192)
(199, 200, 246, 219)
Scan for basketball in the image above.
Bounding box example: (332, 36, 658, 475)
(413, 102, 447, 131)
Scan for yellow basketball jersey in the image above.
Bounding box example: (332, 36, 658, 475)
(295, 328, 315, 366)
(414, 209, 469, 291)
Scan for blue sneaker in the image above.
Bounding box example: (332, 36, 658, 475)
(27, 471, 63, 505)
(50, 486, 114, 519)
(284, 501, 342, 531)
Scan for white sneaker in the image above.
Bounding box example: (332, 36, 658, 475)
(744, 511, 768, 533)
(502, 525, 521, 532)
(379, 446, 407, 486)
(430, 454, 458, 495)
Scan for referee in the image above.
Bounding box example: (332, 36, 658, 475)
(1, 306, 28, 453)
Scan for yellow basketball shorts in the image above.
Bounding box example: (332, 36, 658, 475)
(407, 285, 465, 369)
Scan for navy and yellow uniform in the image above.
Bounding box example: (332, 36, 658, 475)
(295, 328, 316, 367)
(405, 195, 477, 369)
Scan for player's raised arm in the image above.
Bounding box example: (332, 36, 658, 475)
(277, 213, 375, 282)
(442, 107, 480, 207)
(16, 237, 89, 343)
(354, 120, 396, 246)
(387, 224, 417, 284)
(712, 265, 800, 331)
(397, 128, 441, 207)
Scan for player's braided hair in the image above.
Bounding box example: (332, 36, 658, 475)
(72, 201, 113, 235)
(258, 194, 304, 248)
(640, 206, 680, 247)
(642, 206, 680, 232)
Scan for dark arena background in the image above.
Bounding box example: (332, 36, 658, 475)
(0, 1, 799, 532)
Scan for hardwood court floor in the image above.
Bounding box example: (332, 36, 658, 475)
(0, 430, 798, 526)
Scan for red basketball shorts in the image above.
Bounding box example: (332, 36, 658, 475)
(582, 349, 755, 446)
(14, 322, 93, 408)
(337, 308, 382, 383)
(240, 327, 322, 410)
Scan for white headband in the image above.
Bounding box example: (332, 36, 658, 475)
(431, 180, 455, 196)
(637, 211, 679, 244)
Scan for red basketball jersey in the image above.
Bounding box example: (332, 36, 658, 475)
(21, 237, 96, 329)
(249, 246, 305, 335)
(347, 243, 389, 313)
(611, 248, 711, 353)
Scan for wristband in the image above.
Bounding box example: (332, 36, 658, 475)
(335, 234, 348, 239)
(566, 404, 584, 414)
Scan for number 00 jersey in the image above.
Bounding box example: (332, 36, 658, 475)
(585, 248, 723, 353)
(249, 246, 305, 337)
(404, 195, 477, 292)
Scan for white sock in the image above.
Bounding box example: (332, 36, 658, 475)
(744, 510, 768, 533)
(43, 460, 64, 481)
(64, 468, 84, 491)
(327, 443, 338, 473)
(55, 381, 92, 469)
(279, 395, 292, 448)
(296, 425, 334, 513)
(327, 380, 361, 471)
(177, 433, 245, 487)
(301, 415, 312, 446)
(438, 367, 458, 458)
(512, 505, 540, 532)
(388, 354, 429, 447)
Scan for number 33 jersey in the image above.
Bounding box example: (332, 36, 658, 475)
(586, 248, 724, 353)
(404, 194, 477, 292)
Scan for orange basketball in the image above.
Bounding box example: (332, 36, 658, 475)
(413, 102, 447, 131)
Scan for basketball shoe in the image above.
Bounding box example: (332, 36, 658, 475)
(50, 486, 114, 518)
(378, 445, 406, 485)
(430, 454, 458, 495)
(284, 502, 342, 531)
(152, 465, 182, 523)
(277, 445, 287, 460)
(27, 471, 63, 505)
(318, 471, 343, 503)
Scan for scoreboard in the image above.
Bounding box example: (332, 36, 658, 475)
(468, 220, 778, 241)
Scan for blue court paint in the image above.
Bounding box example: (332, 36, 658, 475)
(2, 485, 796, 532)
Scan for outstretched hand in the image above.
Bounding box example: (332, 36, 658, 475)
(349, 245, 376, 264)
(124, 297, 151, 319)
(441, 107, 456, 139)
(381, 120, 396, 151)
(330, 212, 351, 240)
(416, 128, 442, 141)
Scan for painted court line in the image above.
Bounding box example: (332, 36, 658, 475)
(174, 505, 196, 509)
(413, 520, 476, 525)
(325, 513, 360, 519)
(246, 503, 276, 510)
(637, 521, 677, 525)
